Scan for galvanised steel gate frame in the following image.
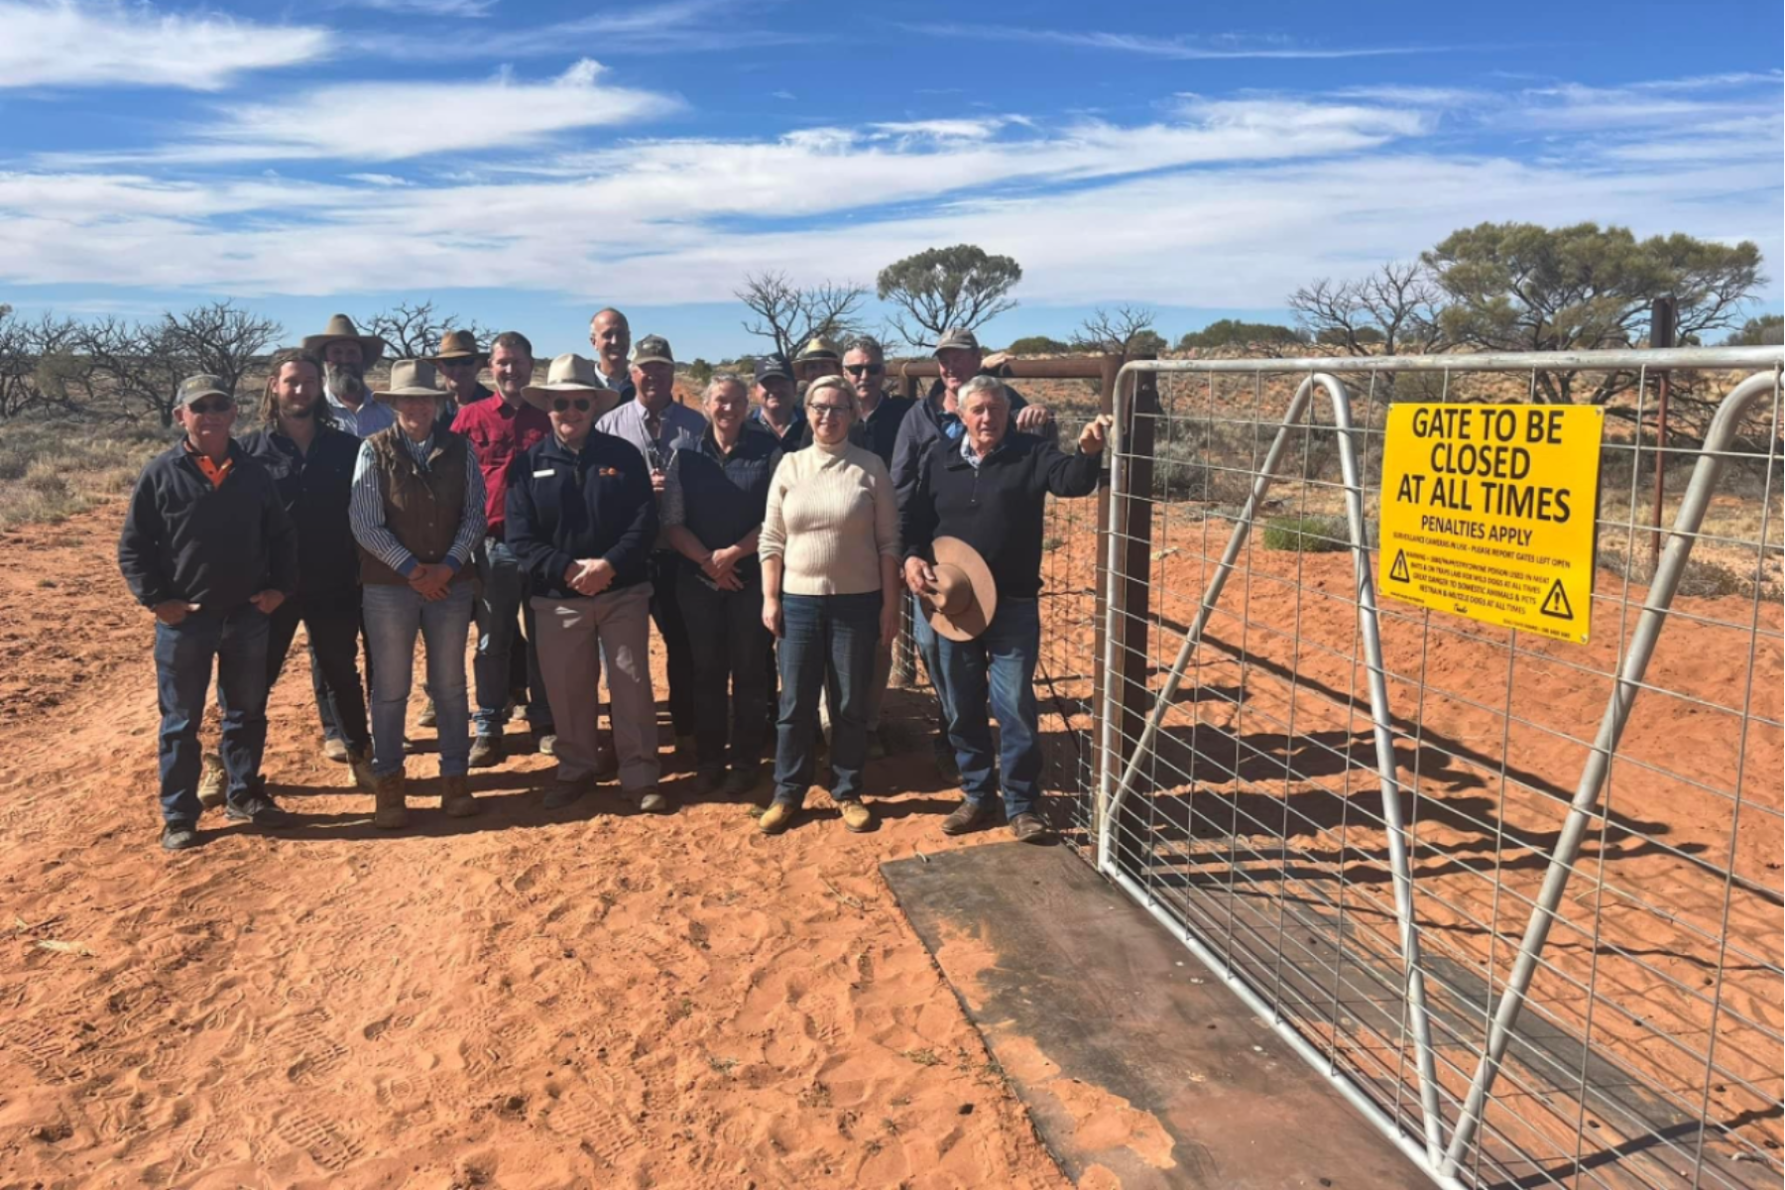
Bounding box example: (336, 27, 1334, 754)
(1078, 346, 1784, 1189)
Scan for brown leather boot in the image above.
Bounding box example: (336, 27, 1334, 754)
(441, 773, 478, 818)
(373, 771, 407, 830)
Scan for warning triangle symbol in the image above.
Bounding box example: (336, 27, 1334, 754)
(1540, 578, 1574, 620)
(1389, 549, 1411, 583)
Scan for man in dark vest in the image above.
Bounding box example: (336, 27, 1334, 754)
(349, 360, 487, 828)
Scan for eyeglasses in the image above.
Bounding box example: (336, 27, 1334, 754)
(808, 403, 851, 419)
(552, 397, 593, 413)
(843, 364, 884, 376)
(186, 399, 233, 416)
(438, 357, 479, 369)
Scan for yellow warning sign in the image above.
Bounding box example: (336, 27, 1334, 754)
(1378, 404, 1604, 643)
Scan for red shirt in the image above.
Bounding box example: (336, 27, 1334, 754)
(452, 395, 550, 539)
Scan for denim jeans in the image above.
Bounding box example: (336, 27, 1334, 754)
(363, 581, 475, 777)
(267, 587, 370, 755)
(153, 604, 271, 826)
(912, 592, 950, 733)
(679, 569, 772, 770)
(473, 538, 552, 736)
(934, 597, 1042, 819)
(773, 591, 880, 804)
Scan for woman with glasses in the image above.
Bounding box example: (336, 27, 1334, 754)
(756, 375, 902, 834)
(505, 354, 663, 813)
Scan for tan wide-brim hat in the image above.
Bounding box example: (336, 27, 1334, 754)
(521, 353, 623, 417)
(373, 359, 448, 403)
(431, 328, 488, 365)
(302, 312, 387, 363)
(925, 536, 998, 643)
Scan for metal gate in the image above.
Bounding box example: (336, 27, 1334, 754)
(1033, 347, 1784, 1189)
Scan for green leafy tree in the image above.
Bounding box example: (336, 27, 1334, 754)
(1004, 335, 1070, 354)
(1178, 319, 1307, 350)
(1725, 313, 1783, 346)
(877, 245, 1022, 348)
(1424, 222, 1765, 404)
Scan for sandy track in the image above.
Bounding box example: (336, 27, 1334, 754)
(0, 505, 1071, 1189)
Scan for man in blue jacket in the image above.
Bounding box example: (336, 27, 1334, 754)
(118, 374, 301, 851)
(505, 355, 665, 813)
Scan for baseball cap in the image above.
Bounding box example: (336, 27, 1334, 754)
(933, 327, 980, 355)
(175, 374, 232, 409)
(631, 335, 675, 366)
(753, 355, 793, 383)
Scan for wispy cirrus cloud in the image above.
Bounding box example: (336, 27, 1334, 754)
(896, 21, 1475, 60)
(45, 59, 682, 164)
(429, 0, 818, 58)
(333, 0, 498, 16)
(0, 0, 332, 90)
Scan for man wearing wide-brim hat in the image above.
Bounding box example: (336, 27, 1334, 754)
(901, 373, 1111, 844)
(349, 359, 488, 828)
(793, 336, 841, 392)
(507, 354, 662, 812)
(430, 328, 493, 433)
(303, 313, 394, 439)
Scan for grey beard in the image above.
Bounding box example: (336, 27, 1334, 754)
(325, 362, 365, 399)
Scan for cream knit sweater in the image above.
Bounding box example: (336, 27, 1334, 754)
(759, 438, 900, 596)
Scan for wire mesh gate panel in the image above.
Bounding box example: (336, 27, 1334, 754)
(1031, 349, 1784, 1190)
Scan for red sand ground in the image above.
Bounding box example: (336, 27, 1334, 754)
(0, 505, 1075, 1189)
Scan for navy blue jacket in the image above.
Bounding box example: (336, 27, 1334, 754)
(505, 430, 657, 599)
(240, 426, 361, 595)
(118, 440, 299, 610)
(890, 379, 1031, 515)
(901, 431, 1100, 599)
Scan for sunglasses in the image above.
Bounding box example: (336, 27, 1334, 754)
(186, 399, 234, 416)
(808, 403, 851, 419)
(844, 364, 884, 376)
(552, 397, 594, 413)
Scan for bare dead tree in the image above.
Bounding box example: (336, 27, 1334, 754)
(162, 300, 282, 396)
(77, 318, 194, 426)
(735, 272, 867, 361)
(0, 308, 95, 419)
(1288, 262, 1447, 358)
(359, 300, 491, 360)
(1071, 304, 1162, 359)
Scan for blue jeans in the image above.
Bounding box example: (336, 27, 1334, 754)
(473, 538, 553, 736)
(153, 604, 271, 826)
(363, 581, 475, 777)
(912, 592, 950, 731)
(773, 592, 880, 805)
(934, 597, 1042, 818)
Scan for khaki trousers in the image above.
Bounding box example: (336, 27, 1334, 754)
(532, 584, 659, 792)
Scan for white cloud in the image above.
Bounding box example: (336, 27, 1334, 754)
(0, 74, 1777, 312)
(345, 173, 414, 186)
(336, 0, 496, 15)
(0, 0, 332, 90)
(897, 22, 1468, 60)
(54, 59, 682, 163)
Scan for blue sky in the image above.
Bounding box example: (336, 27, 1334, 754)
(2, 0, 1780, 360)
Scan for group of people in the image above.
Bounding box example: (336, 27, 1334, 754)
(118, 310, 1110, 852)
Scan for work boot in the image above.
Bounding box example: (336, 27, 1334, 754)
(940, 799, 995, 836)
(347, 746, 376, 792)
(468, 733, 503, 768)
(756, 800, 797, 835)
(542, 773, 588, 810)
(322, 737, 350, 764)
(838, 799, 874, 833)
(373, 772, 407, 830)
(225, 792, 296, 828)
(417, 697, 437, 729)
(637, 786, 675, 815)
(535, 731, 558, 757)
(441, 773, 479, 818)
(1009, 812, 1054, 845)
(196, 753, 226, 810)
(161, 822, 200, 852)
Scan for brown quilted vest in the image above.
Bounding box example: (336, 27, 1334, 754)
(357, 427, 475, 587)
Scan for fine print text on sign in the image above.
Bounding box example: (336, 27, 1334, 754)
(1378, 403, 1605, 643)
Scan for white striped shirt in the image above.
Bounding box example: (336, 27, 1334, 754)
(348, 435, 486, 577)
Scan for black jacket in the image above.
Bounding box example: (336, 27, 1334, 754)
(853, 394, 916, 466)
(505, 430, 658, 599)
(890, 380, 1031, 514)
(666, 424, 782, 583)
(118, 440, 299, 610)
(240, 426, 360, 595)
(901, 431, 1101, 599)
